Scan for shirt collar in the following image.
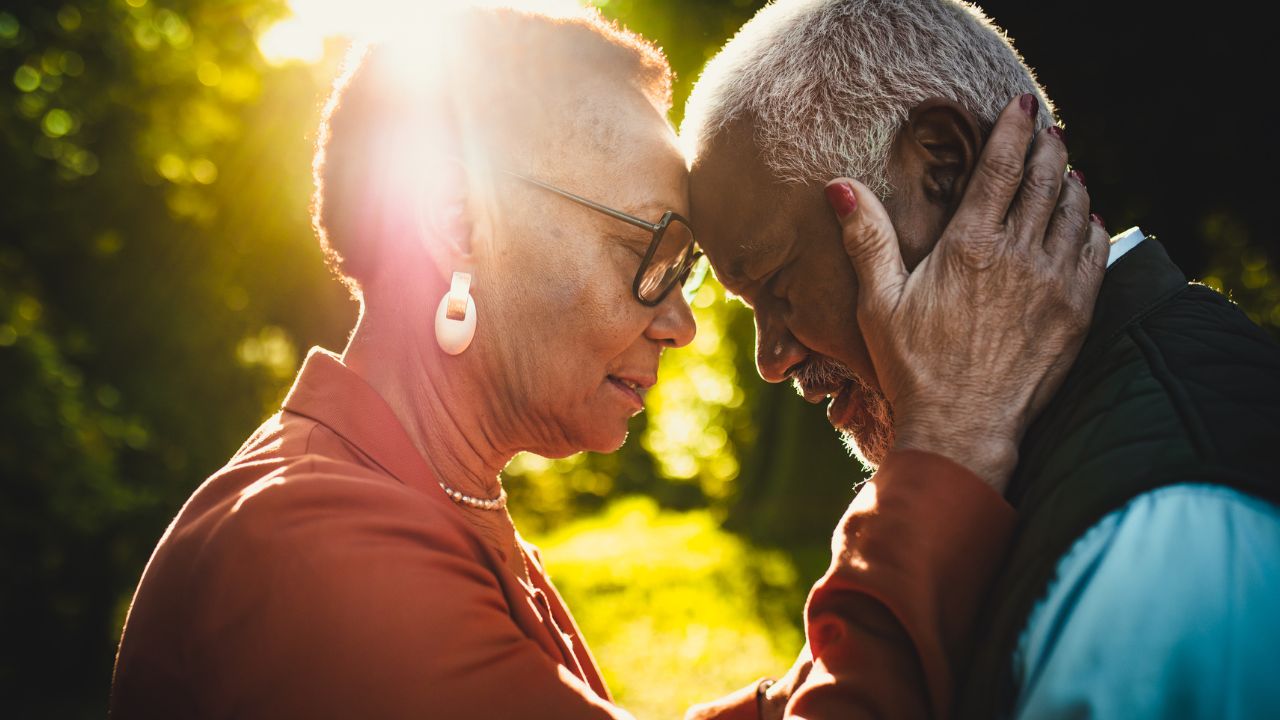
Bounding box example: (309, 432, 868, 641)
(1107, 226, 1146, 268)
(281, 347, 439, 494)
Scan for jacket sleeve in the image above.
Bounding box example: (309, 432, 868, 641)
(688, 450, 1016, 720)
(789, 449, 1016, 719)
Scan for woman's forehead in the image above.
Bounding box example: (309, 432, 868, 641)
(582, 133, 688, 215)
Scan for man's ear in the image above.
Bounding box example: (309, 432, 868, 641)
(902, 98, 983, 209)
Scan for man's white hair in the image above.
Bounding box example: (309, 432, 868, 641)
(681, 0, 1058, 197)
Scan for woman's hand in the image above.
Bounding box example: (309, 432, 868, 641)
(825, 95, 1110, 492)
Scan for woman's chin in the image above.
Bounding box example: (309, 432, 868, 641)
(587, 426, 631, 454)
(576, 416, 633, 455)
(534, 416, 632, 458)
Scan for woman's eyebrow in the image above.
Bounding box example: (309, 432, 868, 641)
(608, 230, 650, 250)
(624, 202, 670, 222)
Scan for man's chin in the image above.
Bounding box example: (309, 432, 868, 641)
(831, 377, 895, 472)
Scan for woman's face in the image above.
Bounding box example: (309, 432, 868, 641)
(478, 87, 696, 456)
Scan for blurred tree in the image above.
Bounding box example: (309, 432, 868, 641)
(981, 1, 1280, 342)
(1, 0, 352, 714)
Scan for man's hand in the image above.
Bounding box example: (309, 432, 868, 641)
(825, 94, 1109, 491)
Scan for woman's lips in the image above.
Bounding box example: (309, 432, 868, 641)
(607, 375, 646, 412)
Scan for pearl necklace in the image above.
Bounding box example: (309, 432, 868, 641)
(438, 481, 508, 511)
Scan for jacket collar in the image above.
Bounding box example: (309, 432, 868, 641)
(1074, 235, 1187, 371)
(1004, 236, 1188, 509)
(281, 347, 440, 494)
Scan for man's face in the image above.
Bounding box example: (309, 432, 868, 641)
(689, 122, 896, 467)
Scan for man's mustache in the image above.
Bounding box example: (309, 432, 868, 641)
(792, 356, 858, 396)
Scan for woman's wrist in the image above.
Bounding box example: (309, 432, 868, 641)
(893, 411, 1020, 493)
(755, 677, 776, 719)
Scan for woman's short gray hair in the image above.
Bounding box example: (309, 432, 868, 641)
(680, 0, 1058, 197)
(312, 8, 671, 297)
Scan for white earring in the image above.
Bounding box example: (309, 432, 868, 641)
(435, 271, 476, 355)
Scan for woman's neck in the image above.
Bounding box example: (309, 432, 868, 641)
(341, 308, 512, 501)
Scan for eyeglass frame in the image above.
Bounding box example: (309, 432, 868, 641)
(503, 170, 706, 307)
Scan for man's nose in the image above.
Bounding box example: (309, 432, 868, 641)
(755, 313, 807, 383)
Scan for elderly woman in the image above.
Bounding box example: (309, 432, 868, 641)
(109, 8, 1103, 720)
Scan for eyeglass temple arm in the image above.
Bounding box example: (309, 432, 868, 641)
(503, 171, 661, 233)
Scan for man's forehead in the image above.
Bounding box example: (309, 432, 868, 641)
(689, 139, 795, 286)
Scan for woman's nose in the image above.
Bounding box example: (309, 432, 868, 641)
(646, 289, 697, 348)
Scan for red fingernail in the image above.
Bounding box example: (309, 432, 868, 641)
(1090, 213, 1106, 228)
(825, 182, 857, 219)
(1019, 93, 1038, 117)
(1047, 125, 1066, 143)
(1069, 169, 1086, 187)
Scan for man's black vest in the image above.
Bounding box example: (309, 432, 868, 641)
(955, 238, 1280, 718)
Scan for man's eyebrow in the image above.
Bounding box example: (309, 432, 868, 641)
(715, 256, 750, 291)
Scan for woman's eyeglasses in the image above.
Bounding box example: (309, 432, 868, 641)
(504, 171, 709, 307)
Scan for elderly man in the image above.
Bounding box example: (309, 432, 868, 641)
(683, 1, 1280, 718)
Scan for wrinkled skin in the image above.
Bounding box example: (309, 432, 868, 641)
(690, 95, 1107, 489)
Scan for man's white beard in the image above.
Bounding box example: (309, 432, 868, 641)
(793, 357, 896, 472)
(837, 373, 895, 472)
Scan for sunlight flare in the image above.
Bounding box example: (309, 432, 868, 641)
(257, 0, 593, 65)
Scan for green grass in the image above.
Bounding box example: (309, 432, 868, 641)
(529, 496, 806, 720)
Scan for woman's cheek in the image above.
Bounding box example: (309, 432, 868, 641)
(574, 254, 641, 352)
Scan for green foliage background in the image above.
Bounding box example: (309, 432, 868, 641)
(1, 0, 1276, 717)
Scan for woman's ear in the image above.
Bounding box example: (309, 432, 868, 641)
(903, 98, 983, 209)
(426, 195, 474, 260)
(418, 158, 480, 278)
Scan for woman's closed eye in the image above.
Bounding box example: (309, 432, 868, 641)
(609, 233, 650, 260)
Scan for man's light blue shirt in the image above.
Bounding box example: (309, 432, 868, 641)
(1009, 228, 1280, 719)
